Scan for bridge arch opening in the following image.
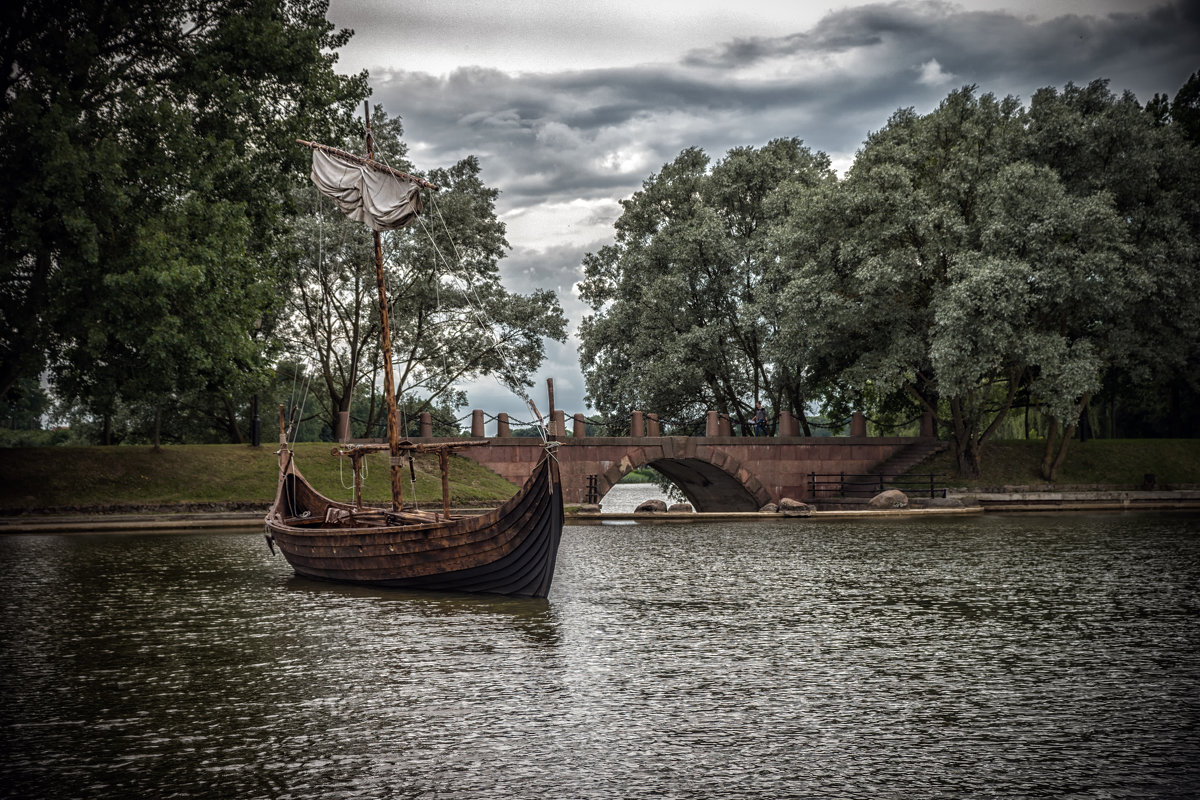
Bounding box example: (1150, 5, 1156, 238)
(600, 457, 762, 513)
(646, 458, 760, 512)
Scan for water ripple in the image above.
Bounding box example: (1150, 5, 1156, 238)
(1, 514, 1198, 798)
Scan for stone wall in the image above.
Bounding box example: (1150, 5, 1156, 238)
(428, 435, 924, 512)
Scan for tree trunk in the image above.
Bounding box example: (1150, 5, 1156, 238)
(1040, 418, 1060, 480)
(152, 406, 162, 451)
(953, 437, 983, 478)
(222, 395, 243, 444)
(365, 356, 381, 437)
(1046, 424, 1076, 481)
(103, 414, 113, 446)
(1169, 381, 1182, 438)
(786, 388, 813, 436)
(949, 398, 981, 478)
(250, 394, 260, 447)
(1041, 394, 1092, 481)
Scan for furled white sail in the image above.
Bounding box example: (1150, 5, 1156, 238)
(310, 148, 423, 231)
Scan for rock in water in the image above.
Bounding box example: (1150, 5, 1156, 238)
(779, 497, 813, 517)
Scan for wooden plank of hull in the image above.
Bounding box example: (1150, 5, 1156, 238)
(276, 482, 555, 587)
(266, 453, 564, 598)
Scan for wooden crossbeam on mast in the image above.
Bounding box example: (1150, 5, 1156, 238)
(295, 138, 440, 190)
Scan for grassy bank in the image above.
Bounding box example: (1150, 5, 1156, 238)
(0, 444, 519, 514)
(911, 439, 1200, 488)
(3, 439, 1197, 515)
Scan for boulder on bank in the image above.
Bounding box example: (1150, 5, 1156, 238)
(576, 503, 602, 515)
(868, 489, 909, 509)
(779, 497, 813, 517)
(668, 503, 694, 513)
(634, 499, 668, 514)
(758, 503, 779, 513)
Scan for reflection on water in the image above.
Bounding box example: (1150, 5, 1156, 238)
(1, 513, 1198, 798)
(599, 482, 671, 512)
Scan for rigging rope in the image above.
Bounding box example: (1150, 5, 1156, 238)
(358, 145, 549, 446)
(420, 194, 549, 445)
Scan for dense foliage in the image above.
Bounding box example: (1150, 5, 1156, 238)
(2, 1, 564, 446)
(580, 74, 1200, 478)
(579, 139, 836, 434)
(1, 0, 368, 442)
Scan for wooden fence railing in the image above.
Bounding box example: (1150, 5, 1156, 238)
(808, 472, 947, 499)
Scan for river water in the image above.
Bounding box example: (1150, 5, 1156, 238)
(1, 510, 1198, 799)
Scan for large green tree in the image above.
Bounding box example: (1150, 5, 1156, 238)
(1026, 78, 1200, 445)
(578, 139, 835, 433)
(771, 88, 1130, 478)
(0, 0, 367, 441)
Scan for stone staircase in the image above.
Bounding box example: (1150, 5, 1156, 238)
(870, 440, 949, 484)
(820, 440, 950, 504)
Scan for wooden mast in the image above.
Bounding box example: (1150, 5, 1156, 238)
(365, 102, 407, 512)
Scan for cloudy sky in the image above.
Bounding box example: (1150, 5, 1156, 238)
(324, 0, 1198, 426)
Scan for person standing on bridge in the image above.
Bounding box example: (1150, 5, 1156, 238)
(754, 402, 767, 437)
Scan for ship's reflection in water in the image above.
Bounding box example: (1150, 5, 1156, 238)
(1, 512, 1198, 798)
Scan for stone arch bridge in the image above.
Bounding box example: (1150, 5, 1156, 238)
(436, 434, 942, 512)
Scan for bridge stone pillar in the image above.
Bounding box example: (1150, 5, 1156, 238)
(573, 413, 587, 438)
(778, 409, 799, 437)
(706, 410, 719, 436)
(471, 409, 484, 437)
(718, 413, 732, 437)
(647, 413, 660, 436)
(496, 412, 510, 437)
(631, 410, 645, 438)
(551, 409, 566, 438)
(850, 411, 867, 437)
(420, 411, 433, 438)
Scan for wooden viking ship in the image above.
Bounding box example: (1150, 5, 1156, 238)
(264, 106, 563, 598)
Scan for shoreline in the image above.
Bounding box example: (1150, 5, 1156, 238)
(2, 489, 1198, 533)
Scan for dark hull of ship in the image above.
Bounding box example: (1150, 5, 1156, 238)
(265, 453, 563, 598)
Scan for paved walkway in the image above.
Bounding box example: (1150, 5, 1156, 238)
(951, 488, 1200, 512)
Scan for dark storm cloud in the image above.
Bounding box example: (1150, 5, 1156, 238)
(378, 64, 843, 203)
(684, 1, 1196, 81)
(506, 242, 593, 297)
(376, 0, 1196, 211)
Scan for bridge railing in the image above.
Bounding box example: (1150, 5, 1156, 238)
(808, 472, 947, 499)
